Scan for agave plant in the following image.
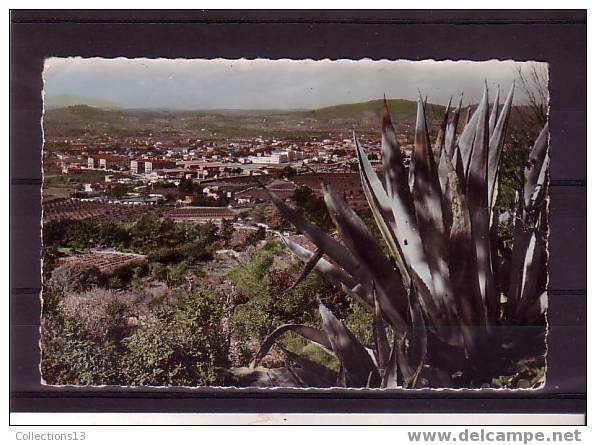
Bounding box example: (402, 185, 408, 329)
(252, 83, 549, 389)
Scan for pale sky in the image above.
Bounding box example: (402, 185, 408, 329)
(43, 57, 547, 110)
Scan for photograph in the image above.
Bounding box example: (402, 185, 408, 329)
(39, 57, 549, 390)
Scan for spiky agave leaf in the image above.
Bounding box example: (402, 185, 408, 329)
(288, 247, 323, 291)
(514, 230, 548, 320)
(381, 338, 402, 388)
(437, 101, 455, 195)
(279, 346, 338, 387)
(456, 104, 480, 180)
(466, 85, 490, 201)
(488, 83, 515, 211)
(354, 134, 410, 283)
(408, 149, 416, 192)
(322, 184, 409, 334)
(412, 95, 444, 235)
(438, 147, 451, 197)
(318, 302, 381, 388)
(411, 95, 458, 320)
(378, 100, 441, 320)
(522, 291, 548, 323)
(524, 123, 549, 211)
(528, 153, 549, 210)
(264, 186, 374, 290)
(396, 287, 428, 388)
(379, 100, 418, 248)
(466, 84, 499, 319)
(444, 94, 463, 160)
(372, 286, 391, 374)
(432, 97, 452, 163)
(462, 104, 472, 125)
(251, 324, 332, 368)
(506, 198, 533, 316)
(440, 95, 463, 194)
(442, 151, 486, 352)
(507, 125, 550, 318)
(280, 235, 373, 307)
(489, 85, 501, 136)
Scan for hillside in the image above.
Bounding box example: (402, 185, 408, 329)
(311, 98, 446, 120)
(43, 98, 451, 141)
(44, 94, 121, 110)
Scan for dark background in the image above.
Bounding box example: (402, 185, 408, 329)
(10, 10, 587, 419)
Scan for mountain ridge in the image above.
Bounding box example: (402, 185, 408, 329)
(44, 94, 121, 110)
(44, 97, 447, 117)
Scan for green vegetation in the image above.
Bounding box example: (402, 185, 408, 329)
(312, 98, 445, 120)
(45, 94, 121, 110)
(226, 240, 356, 369)
(108, 183, 135, 198)
(278, 166, 297, 179)
(44, 170, 122, 189)
(220, 219, 234, 246)
(122, 290, 227, 386)
(42, 316, 123, 385)
(44, 215, 219, 257)
(256, 88, 548, 389)
(244, 226, 267, 247)
(42, 215, 221, 289)
(41, 288, 228, 386)
(105, 299, 130, 317)
(42, 287, 64, 317)
(40, 89, 539, 388)
(190, 194, 230, 207)
(292, 186, 333, 232)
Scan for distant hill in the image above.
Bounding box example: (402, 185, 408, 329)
(44, 104, 125, 122)
(42, 98, 455, 141)
(44, 94, 121, 110)
(311, 99, 445, 120)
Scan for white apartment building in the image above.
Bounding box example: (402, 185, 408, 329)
(247, 152, 289, 164)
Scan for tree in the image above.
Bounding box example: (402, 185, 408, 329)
(220, 219, 235, 246)
(178, 177, 195, 195)
(108, 183, 134, 199)
(514, 63, 549, 141)
(245, 226, 266, 246)
(278, 166, 297, 179)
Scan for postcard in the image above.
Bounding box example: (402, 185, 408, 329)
(40, 58, 549, 390)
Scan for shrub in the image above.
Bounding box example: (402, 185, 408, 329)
(111, 263, 148, 286)
(107, 276, 124, 290)
(344, 300, 374, 346)
(57, 288, 145, 343)
(147, 246, 184, 264)
(42, 246, 59, 279)
(149, 262, 166, 279)
(42, 287, 64, 317)
(171, 261, 191, 285)
(41, 316, 123, 385)
(220, 219, 235, 246)
(244, 226, 266, 247)
(148, 292, 167, 308)
(228, 243, 339, 355)
(105, 299, 129, 318)
(122, 290, 228, 386)
(49, 264, 105, 293)
(147, 242, 213, 265)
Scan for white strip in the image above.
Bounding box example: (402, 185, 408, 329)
(10, 412, 584, 426)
